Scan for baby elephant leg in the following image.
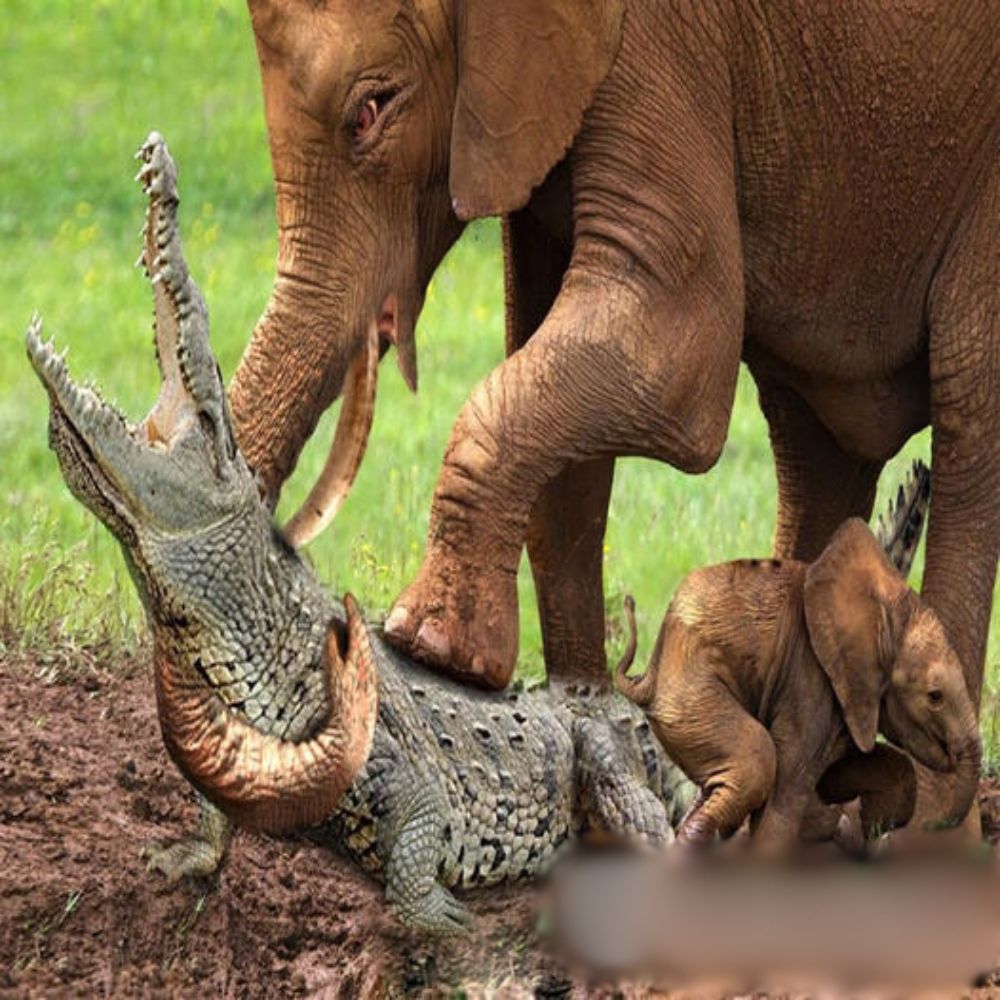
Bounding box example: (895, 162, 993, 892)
(573, 717, 674, 845)
(818, 745, 917, 839)
(381, 785, 473, 935)
(670, 703, 777, 847)
(751, 767, 820, 854)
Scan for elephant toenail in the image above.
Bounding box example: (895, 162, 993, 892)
(470, 655, 486, 676)
(416, 622, 450, 663)
(384, 606, 412, 640)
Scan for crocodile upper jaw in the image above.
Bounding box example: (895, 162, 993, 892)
(26, 133, 245, 540)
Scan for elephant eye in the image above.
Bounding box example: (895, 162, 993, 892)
(928, 689, 944, 706)
(353, 99, 379, 139)
(351, 90, 396, 143)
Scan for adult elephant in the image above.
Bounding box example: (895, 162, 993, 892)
(231, 0, 997, 718)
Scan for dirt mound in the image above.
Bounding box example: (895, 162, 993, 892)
(2, 653, 999, 998)
(0, 654, 582, 997)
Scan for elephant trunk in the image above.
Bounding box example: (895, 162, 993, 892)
(938, 735, 982, 830)
(230, 276, 343, 500)
(154, 596, 378, 834)
(613, 596, 658, 708)
(229, 276, 379, 542)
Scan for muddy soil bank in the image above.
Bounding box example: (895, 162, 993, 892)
(2, 654, 998, 998)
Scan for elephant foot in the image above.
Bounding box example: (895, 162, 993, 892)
(676, 803, 718, 848)
(384, 548, 519, 690)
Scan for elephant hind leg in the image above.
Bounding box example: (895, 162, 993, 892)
(751, 372, 883, 563)
(923, 166, 999, 706)
(899, 169, 999, 845)
(671, 699, 776, 847)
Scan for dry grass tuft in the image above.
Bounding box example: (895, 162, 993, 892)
(0, 518, 140, 681)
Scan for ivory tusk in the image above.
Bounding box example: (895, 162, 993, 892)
(283, 324, 379, 547)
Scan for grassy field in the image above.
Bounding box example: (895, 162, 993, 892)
(2, 4, 996, 751)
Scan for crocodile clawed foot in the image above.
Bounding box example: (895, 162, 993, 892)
(398, 884, 475, 936)
(143, 798, 230, 883)
(143, 836, 225, 883)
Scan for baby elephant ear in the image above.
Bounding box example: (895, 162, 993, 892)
(449, 0, 624, 220)
(803, 519, 907, 753)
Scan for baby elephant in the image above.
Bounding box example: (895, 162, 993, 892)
(615, 518, 980, 851)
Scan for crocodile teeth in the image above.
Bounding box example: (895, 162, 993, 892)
(135, 132, 179, 207)
(26, 315, 134, 444)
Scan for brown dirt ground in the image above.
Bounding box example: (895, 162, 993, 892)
(2, 652, 999, 999)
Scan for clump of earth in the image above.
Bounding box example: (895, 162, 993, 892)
(2, 652, 998, 998)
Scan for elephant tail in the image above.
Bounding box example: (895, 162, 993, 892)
(613, 596, 657, 708)
(875, 459, 930, 580)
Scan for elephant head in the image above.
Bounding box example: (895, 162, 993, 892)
(232, 0, 624, 542)
(804, 518, 981, 829)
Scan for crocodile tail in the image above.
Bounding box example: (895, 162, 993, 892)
(875, 459, 931, 579)
(612, 595, 657, 708)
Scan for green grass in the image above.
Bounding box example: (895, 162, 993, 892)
(2, 4, 996, 753)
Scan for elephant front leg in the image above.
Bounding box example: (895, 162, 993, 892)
(527, 458, 615, 684)
(817, 745, 917, 842)
(503, 205, 615, 685)
(386, 269, 742, 687)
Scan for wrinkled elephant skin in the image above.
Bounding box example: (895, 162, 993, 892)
(232, 1, 998, 713)
(614, 519, 982, 850)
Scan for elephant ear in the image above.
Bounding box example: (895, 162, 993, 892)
(449, 0, 624, 220)
(803, 519, 908, 753)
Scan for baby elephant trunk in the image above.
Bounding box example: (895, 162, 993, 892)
(613, 596, 658, 708)
(938, 735, 982, 830)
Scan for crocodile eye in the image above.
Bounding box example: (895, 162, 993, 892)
(353, 98, 379, 140)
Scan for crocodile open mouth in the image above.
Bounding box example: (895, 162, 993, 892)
(26, 133, 233, 522)
(26, 323, 137, 534)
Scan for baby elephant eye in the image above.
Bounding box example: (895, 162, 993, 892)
(928, 689, 944, 706)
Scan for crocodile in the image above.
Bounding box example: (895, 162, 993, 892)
(27, 133, 693, 933)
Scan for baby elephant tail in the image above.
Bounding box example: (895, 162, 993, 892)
(613, 595, 657, 708)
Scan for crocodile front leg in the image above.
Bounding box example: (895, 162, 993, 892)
(143, 794, 231, 882)
(381, 786, 473, 935)
(573, 717, 675, 845)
